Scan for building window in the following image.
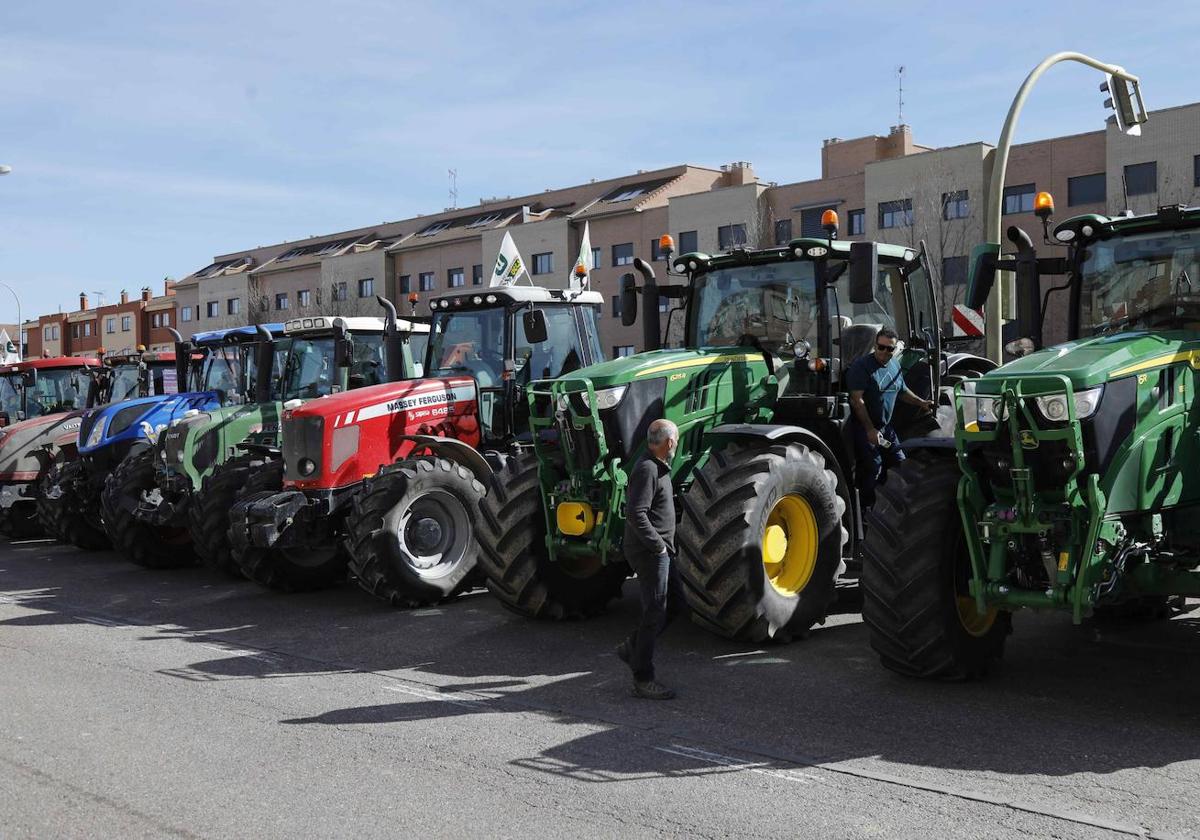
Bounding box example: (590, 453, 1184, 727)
(162, 312, 170, 327)
(942, 190, 969, 220)
(418, 273, 434, 292)
(52, 325, 59, 340)
(399, 275, 411, 294)
(228, 298, 241, 315)
(333, 282, 348, 301)
(71, 324, 79, 339)
(206, 301, 219, 318)
(800, 206, 836, 238)
(591, 247, 602, 269)
(85, 322, 92, 336)
(358, 278, 374, 297)
(717, 224, 747, 250)
(848, 209, 865, 236)
(1124, 161, 1157, 196)
(678, 230, 698, 253)
(532, 252, 553, 275)
(106, 317, 116, 334)
(447, 268, 464, 288)
(1002, 183, 1036, 215)
(151, 313, 159, 328)
(612, 243, 634, 266)
(614, 345, 635, 358)
(275, 293, 288, 311)
(774, 219, 793, 246)
(181, 307, 192, 323)
(1194, 155, 1200, 188)
(43, 326, 50, 341)
(878, 199, 913, 229)
(298, 289, 311, 308)
(611, 295, 622, 318)
(942, 255, 968, 286)
(1068, 173, 1106, 206)
(472, 264, 483, 286)
(121, 315, 132, 331)
(650, 238, 668, 261)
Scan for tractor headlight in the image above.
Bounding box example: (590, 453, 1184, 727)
(1035, 386, 1102, 422)
(298, 458, 317, 476)
(580, 385, 627, 411)
(86, 418, 107, 448)
(959, 381, 1004, 426)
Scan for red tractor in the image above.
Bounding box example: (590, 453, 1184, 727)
(228, 285, 605, 603)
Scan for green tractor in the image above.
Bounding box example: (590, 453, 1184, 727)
(477, 226, 988, 640)
(862, 200, 1200, 678)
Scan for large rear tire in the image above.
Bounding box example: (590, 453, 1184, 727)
(39, 454, 110, 550)
(101, 447, 195, 568)
(676, 441, 847, 643)
(345, 457, 485, 607)
(189, 452, 268, 577)
(1, 501, 42, 540)
(861, 450, 1011, 679)
(233, 459, 344, 592)
(475, 450, 628, 620)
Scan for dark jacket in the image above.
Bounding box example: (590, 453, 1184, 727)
(623, 454, 675, 561)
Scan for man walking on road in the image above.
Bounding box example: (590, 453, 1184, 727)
(847, 326, 935, 508)
(616, 418, 683, 700)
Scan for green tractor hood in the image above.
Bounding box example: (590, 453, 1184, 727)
(980, 330, 1199, 390)
(554, 347, 765, 390)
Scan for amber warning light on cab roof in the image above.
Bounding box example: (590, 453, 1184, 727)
(821, 209, 839, 237)
(1034, 191, 1055, 219)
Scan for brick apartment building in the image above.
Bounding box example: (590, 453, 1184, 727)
(25, 281, 178, 359)
(28, 101, 1200, 355)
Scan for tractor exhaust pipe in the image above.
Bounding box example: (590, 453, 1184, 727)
(377, 295, 413, 381)
(633, 257, 661, 352)
(167, 327, 191, 391)
(253, 324, 275, 403)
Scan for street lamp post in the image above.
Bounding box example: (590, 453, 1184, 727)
(983, 52, 1147, 362)
(0, 167, 18, 359)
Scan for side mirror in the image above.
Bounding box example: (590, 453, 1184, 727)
(848, 241, 878, 305)
(620, 273, 638, 327)
(523, 309, 548, 344)
(333, 318, 352, 368)
(20, 369, 36, 389)
(966, 242, 1000, 310)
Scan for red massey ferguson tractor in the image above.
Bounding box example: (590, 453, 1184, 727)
(228, 285, 605, 603)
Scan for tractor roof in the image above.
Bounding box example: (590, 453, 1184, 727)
(1, 356, 102, 373)
(429, 286, 604, 310)
(191, 323, 286, 345)
(1054, 204, 1200, 243)
(283, 316, 391, 335)
(674, 237, 916, 275)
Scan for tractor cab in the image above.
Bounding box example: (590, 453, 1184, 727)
(0, 357, 101, 424)
(424, 287, 603, 444)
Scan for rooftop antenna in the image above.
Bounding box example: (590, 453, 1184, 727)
(448, 169, 458, 210)
(896, 65, 905, 124)
(91, 289, 107, 307)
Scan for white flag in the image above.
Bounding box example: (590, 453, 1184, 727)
(490, 231, 529, 287)
(570, 221, 592, 290)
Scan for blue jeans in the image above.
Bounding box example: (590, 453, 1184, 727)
(852, 422, 905, 508)
(626, 550, 685, 682)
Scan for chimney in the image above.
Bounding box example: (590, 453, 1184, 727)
(164, 278, 176, 296)
(120, 289, 128, 305)
(723, 161, 757, 187)
(79, 292, 88, 311)
(141, 287, 151, 302)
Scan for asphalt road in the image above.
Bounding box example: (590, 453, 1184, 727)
(2, 538, 1199, 839)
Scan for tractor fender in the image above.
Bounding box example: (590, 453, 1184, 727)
(706, 423, 851, 499)
(396, 434, 494, 485)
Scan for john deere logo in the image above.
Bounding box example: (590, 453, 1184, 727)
(1019, 430, 1039, 449)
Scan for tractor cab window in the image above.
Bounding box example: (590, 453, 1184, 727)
(406, 332, 429, 378)
(25, 368, 91, 416)
(107, 363, 142, 402)
(199, 346, 246, 398)
(0, 374, 21, 420)
(514, 306, 599, 382)
(281, 334, 386, 399)
(831, 265, 901, 367)
(428, 309, 507, 388)
(348, 334, 386, 388)
(1079, 230, 1200, 336)
(692, 262, 821, 353)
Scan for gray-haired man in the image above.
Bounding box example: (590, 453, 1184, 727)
(616, 418, 683, 700)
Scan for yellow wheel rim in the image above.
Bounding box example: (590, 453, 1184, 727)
(761, 494, 819, 597)
(956, 596, 998, 637)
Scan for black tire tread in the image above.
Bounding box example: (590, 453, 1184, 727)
(189, 452, 267, 577)
(101, 447, 195, 568)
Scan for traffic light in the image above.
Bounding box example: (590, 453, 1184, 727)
(1101, 73, 1147, 136)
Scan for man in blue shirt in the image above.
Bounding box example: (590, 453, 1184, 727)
(846, 327, 935, 507)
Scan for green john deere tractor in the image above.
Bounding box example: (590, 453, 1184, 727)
(477, 226, 990, 640)
(862, 201, 1200, 678)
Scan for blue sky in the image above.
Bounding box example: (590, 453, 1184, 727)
(1, 0, 1197, 321)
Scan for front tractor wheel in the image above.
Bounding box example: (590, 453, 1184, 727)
(101, 446, 195, 568)
(677, 441, 848, 643)
(475, 450, 628, 620)
(346, 457, 485, 607)
(190, 452, 273, 577)
(861, 450, 1011, 679)
(39, 454, 110, 550)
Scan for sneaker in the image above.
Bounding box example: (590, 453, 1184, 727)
(615, 640, 631, 664)
(632, 679, 675, 700)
